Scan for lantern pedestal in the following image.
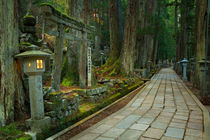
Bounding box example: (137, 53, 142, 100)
(26, 74, 51, 132)
(198, 59, 210, 97)
(142, 68, 147, 78)
(26, 116, 51, 132)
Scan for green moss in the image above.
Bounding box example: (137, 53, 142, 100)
(79, 103, 97, 113)
(61, 58, 79, 86)
(17, 135, 32, 140)
(0, 123, 32, 140)
(0, 123, 22, 136)
(49, 91, 63, 96)
(61, 78, 74, 87)
(19, 42, 32, 46)
(40, 3, 85, 26)
(65, 27, 70, 33)
(23, 15, 35, 19)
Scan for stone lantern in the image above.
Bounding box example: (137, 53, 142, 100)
(190, 58, 195, 72)
(198, 59, 210, 96)
(100, 52, 104, 66)
(15, 44, 51, 132)
(147, 60, 152, 73)
(181, 58, 188, 81)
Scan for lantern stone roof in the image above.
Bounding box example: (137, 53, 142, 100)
(15, 50, 51, 58)
(198, 60, 210, 64)
(181, 58, 188, 63)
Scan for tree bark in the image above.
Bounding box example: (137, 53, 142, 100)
(136, 0, 146, 68)
(107, 0, 121, 64)
(180, 0, 188, 59)
(121, 0, 140, 75)
(195, 0, 207, 88)
(175, 0, 180, 62)
(152, 5, 161, 64)
(0, 0, 25, 126)
(117, 0, 124, 48)
(142, 0, 157, 68)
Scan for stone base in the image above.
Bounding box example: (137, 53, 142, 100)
(26, 116, 51, 133)
(25, 131, 37, 140)
(142, 69, 147, 78)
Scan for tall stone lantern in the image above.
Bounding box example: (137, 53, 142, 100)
(198, 59, 210, 96)
(15, 44, 51, 132)
(181, 58, 188, 81)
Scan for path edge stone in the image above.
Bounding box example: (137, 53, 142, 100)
(182, 81, 210, 140)
(46, 82, 148, 140)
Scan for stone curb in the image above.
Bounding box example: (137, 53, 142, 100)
(182, 81, 210, 140)
(46, 82, 147, 140)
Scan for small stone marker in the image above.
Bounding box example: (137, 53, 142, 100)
(87, 46, 92, 87)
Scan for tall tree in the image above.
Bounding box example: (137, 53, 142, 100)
(107, 0, 121, 65)
(142, 0, 157, 68)
(195, 0, 207, 88)
(0, 0, 25, 126)
(152, 3, 161, 64)
(175, 0, 180, 62)
(135, 0, 146, 68)
(117, 0, 124, 48)
(180, 0, 188, 59)
(121, 0, 140, 75)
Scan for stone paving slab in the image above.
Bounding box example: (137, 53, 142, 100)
(70, 68, 206, 140)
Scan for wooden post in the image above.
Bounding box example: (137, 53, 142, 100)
(52, 24, 64, 91)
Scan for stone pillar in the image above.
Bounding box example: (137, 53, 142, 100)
(52, 24, 65, 91)
(79, 32, 87, 88)
(29, 75, 44, 120)
(100, 52, 104, 66)
(87, 46, 92, 87)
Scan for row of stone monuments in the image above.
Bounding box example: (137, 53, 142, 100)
(175, 58, 210, 97)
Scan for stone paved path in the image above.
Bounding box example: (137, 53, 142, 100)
(71, 68, 204, 140)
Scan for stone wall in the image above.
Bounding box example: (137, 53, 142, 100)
(44, 92, 79, 122)
(77, 86, 108, 103)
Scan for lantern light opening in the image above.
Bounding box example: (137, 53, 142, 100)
(36, 59, 43, 69)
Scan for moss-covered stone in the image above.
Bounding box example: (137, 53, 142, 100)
(23, 15, 36, 26)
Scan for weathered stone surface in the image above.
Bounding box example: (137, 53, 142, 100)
(130, 123, 149, 131)
(44, 91, 79, 121)
(115, 115, 140, 129)
(90, 124, 112, 134)
(143, 128, 165, 139)
(151, 121, 168, 129)
(95, 137, 114, 140)
(165, 127, 185, 139)
(137, 117, 155, 124)
(118, 129, 143, 140)
(102, 128, 125, 138)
